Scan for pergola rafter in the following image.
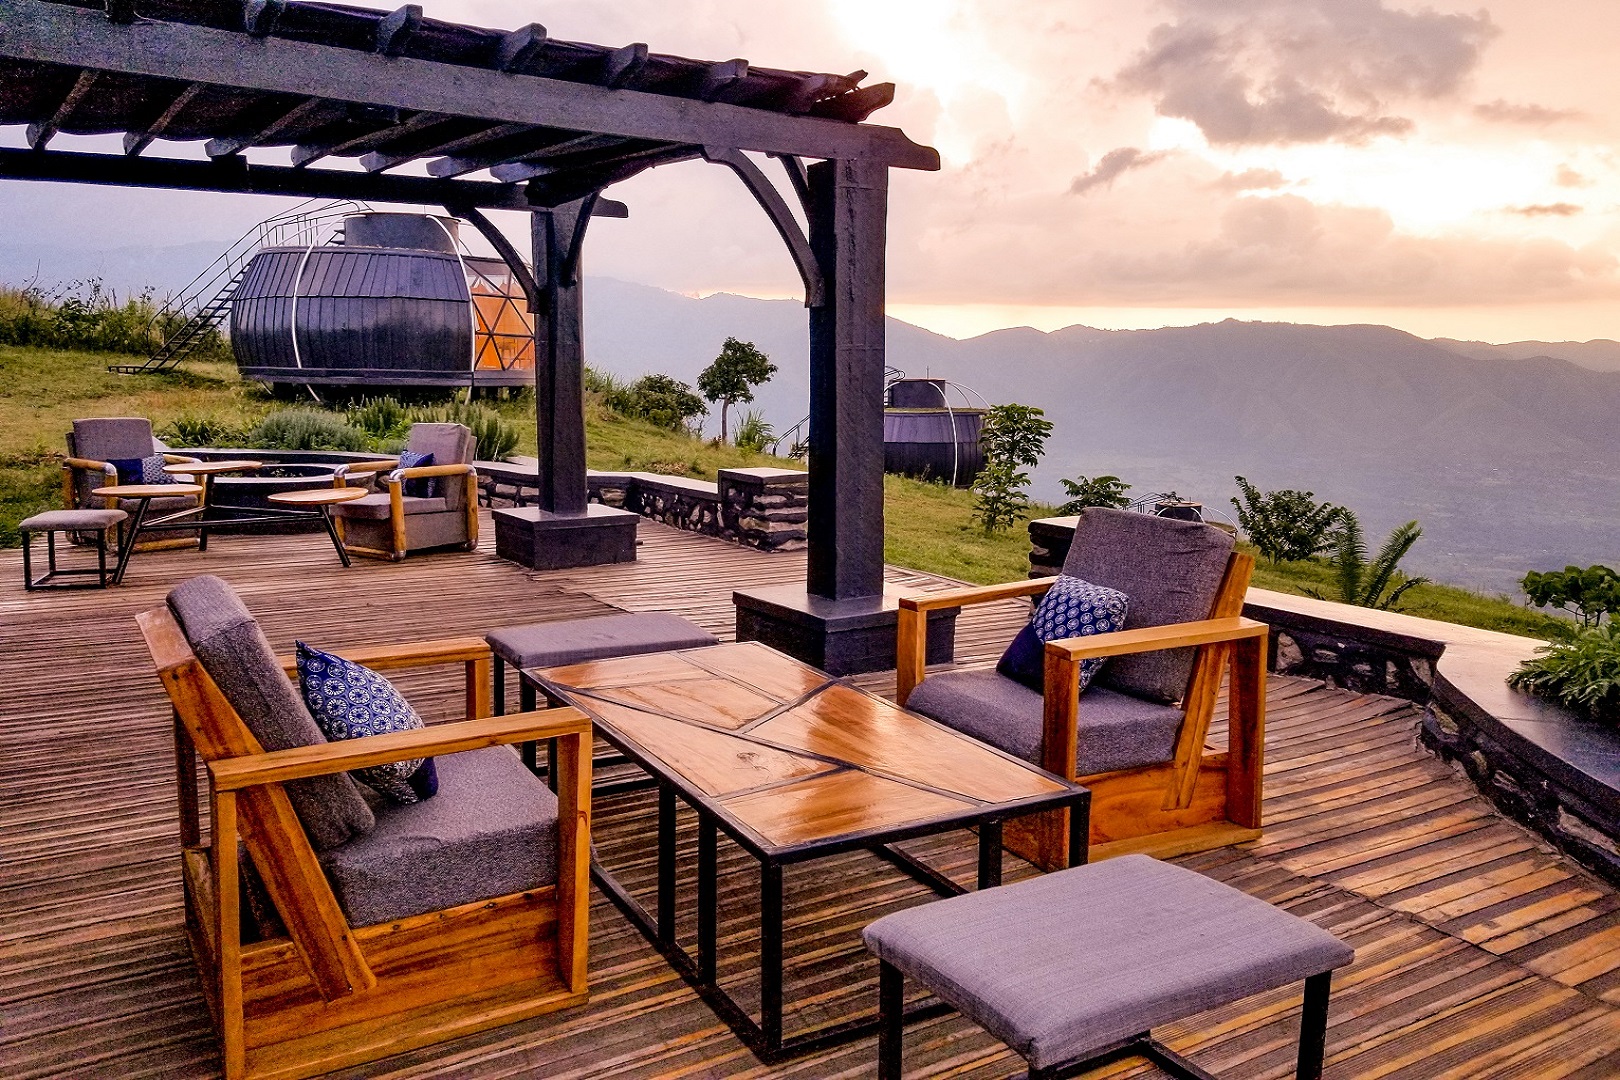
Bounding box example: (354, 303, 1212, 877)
(0, 0, 940, 673)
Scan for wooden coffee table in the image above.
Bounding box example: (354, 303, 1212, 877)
(267, 486, 369, 566)
(526, 641, 1091, 1061)
(91, 482, 206, 584)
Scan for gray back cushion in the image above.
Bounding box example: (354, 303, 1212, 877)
(405, 423, 475, 508)
(167, 576, 374, 850)
(71, 417, 156, 461)
(1062, 508, 1235, 703)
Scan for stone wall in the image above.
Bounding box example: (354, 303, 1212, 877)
(479, 461, 808, 553)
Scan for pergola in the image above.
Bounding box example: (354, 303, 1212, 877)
(0, 0, 941, 671)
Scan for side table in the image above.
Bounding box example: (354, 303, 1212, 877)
(267, 487, 370, 567)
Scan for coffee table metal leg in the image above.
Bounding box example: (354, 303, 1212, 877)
(977, 821, 1003, 889)
(658, 782, 678, 946)
(760, 862, 784, 1053)
(113, 498, 150, 585)
(318, 505, 352, 567)
(1069, 794, 1092, 867)
(698, 815, 718, 983)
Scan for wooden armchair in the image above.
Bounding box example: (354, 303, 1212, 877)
(331, 423, 479, 561)
(65, 416, 201, 550)
(897, 508, 1267, 870)
(138, 576, 591, 1080)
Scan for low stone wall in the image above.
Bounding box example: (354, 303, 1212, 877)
(479, 460, 808, 553)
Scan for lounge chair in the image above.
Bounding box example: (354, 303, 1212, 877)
(63, 416, 201, 549)
(331, 422, 479, 560)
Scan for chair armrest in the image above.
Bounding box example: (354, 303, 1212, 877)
(898, 577, 1055, 614)
(333, 458, 399, 478)
(162, 453, 202, 465)
(277, 635, 492, 676)
(1044, 617, 1267, 662)
(385, 462, 476, 484)
(208, 708, 592, 791)
(63, 456, 117, 474)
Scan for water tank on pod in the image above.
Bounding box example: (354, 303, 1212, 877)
(882, 377, 987, 488)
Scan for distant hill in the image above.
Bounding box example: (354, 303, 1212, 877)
(581, 280, 1620, 597)
(1432, 337, 1620, 373)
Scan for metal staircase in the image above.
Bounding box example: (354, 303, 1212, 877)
(108, 199, 371, 375)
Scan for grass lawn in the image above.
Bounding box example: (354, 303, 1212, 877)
(0, 343, 1562, 639)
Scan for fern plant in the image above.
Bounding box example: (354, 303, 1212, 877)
(1508, 624, 1620, 724)
(732, 409, 775, 452)
(1307, 512, 1429, 610)
(411, 402, 520, 461)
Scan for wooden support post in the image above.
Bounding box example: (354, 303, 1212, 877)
(805, 157, 888, 601)
(531, 201, 593, 516)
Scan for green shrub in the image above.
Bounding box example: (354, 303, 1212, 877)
(350, 396, 412, 442)
(0, 279, 230, 360)
(1509, 624, 1620, 724)
(1230, 476, 1348, 563)
(1306, 512, 1429, 610)
(412, 401, 520, 461)
(1058, 474, 1131, 513)
(1521, 565, 1620, 630)
(248, 409, 370, 452)
(971, 403, 1052, 534)
(161, 415, 247, 448)
(617, 374, 706, 432)
(732, 409, 774, 452)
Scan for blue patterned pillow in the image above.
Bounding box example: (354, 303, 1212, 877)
(396, 450, 434, 498)
(996, 576, 1129, 692)
(295, 642, 438, 804)
(141, 453, 181, 484)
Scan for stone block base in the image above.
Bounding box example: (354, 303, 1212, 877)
(494, 504, 638, 570)
(733, 584, 957, 677)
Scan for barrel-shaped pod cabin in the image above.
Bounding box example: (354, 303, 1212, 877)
(882, 378, 985, 487)
(230, 212, 534, 391)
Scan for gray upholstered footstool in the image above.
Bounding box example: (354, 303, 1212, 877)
(863, 855, 1354, 1080)
(20, 508, 127, 590)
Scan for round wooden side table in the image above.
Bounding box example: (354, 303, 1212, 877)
(267, 486, 370, 567)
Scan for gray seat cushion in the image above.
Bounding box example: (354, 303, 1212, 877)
(333, 493, 449, 520)
(320, 745, 559, 927)
(167, 575, 374, 850)
(1063, 508, 1235, 703)
(20, 508, 127, 530)
(905, 668, 1183, 775)
(863, 855, 1355, 1071)
(487, 611, 719, 668)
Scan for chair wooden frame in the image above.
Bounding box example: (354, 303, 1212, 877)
(138, 612, 591, 1080)
(897, 552, 1266, 870)
(332, 461, 480, 561)
(66, 452, 201, 552)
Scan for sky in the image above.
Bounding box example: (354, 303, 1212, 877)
(4, 0, 1620, 343)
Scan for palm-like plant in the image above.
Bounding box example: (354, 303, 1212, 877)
(1309, 513, 1429, 610)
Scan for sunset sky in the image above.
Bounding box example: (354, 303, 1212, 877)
(5, 0, 1620, 342)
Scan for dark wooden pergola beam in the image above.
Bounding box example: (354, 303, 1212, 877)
(494, 143, 689, 186)
(495, 23, 547, 72)
(603, 43, 648, 90)
(0, 0, 938, 170)
(205, 96, 327, 158)
(25, 69, 97, 150)
(243, 0, 287, 37)
(361, 120, 534, 173)
(703, 146, 824, 308)
(123, 81, 205, 157)
(699, 59, 748, 102)
(291, 109, 447, 168)
(374, 5, 421, 58)
(0, 145, 627, 215)
(437, 133, 633, 181)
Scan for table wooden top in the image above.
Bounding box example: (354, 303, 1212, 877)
(90, 483, 204, 499)
(533, 641, 1075, 854)
(266, 486, 370, 506)
(161, 459, 262, 475)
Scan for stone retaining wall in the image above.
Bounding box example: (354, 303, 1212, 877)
(479, 461, 808, 553)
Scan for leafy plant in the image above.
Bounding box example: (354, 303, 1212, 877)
(412, 401, 520, 461)
(1058, 474, 1131, 514)
(1307, 512, 1429, 610)
(248, 409, 370, 452)
(1521, 565, 1620, 629)
(161, 415, 246, 448)
(349, 396, 411, 442)
(1509, 623, 1620, 724)
(971, 403, 1052, 534)
(618, 373, 707, 432)
(697, 338, 777, 442)
(1230, 476, 1348, 563)
(732, 409, 775, 453)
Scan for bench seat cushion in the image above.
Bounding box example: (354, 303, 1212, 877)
(20, 508, 127, 530)
(320, 745, 558, 927)
(904, 669, 1183, 775)
(334, 493, 449, 520)
(487, 611, 719, 669)
(863, 855, 1354, 1071)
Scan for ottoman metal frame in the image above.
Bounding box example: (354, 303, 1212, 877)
(22, 511, 124, 590)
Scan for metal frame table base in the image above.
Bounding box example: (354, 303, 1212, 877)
(590, 773, 1091, 1062)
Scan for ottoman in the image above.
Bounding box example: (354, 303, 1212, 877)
(863, 855, 1355, 1080)
(487, 611, 719, 774)
(20, 508, 127, 590)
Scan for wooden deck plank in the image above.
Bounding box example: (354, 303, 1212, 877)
(3, 513, 1619, 1078)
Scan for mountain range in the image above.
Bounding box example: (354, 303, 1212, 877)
(580, 277, 1620, 598)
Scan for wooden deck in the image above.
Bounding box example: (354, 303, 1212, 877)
(3, 513, 1619, 1079)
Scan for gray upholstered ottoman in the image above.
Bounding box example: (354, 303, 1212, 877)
(20, 508, 127, 590)
(863, 855, 1354, 1080)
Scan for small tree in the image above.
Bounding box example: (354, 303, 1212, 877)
(623, 373, 706, 432)
(971, 403, 1052, 534)
(1230, 476, 1348, 563)
(1058, 474, 1131, 514)
(1521, 565, 1620, 629)
(1308, 512, 1429, 610)
(697, 337, 777, 442)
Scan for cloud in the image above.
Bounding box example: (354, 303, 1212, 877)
(1506, 203, 1582, 217)
(1208, 168, 1288, 193)
(1069, 147, 1166, 195)
(1474, 99, 1581, 126)
(1555, 165, 1591, 188)
(1114, 0, 1496, 146)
